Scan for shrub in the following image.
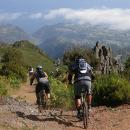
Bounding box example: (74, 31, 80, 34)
(49, 77, 74, 109)
(63, 47, 99, 68)
(1, 48, 23, 64)
(9, 77, 21, 89)
(124, 57, 130, 79)
(1, 48, 27, 81)
(1, 63, 27, 81)
(93, 73, 130, 106)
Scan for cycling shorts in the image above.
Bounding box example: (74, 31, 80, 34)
(74, 80, 92, 99)
(36, 82, 50, 94)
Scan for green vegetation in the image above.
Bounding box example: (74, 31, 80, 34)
(12, 40, 55, 73)
(124, 57, 130, 79)
(1, 48, 27, 81)
(0, 40, 130, 108)
(0, 40, 55, 96)
(50, 77, 74, 109)
(63, 47, 99, 68)
(93, 74, 130, 106)
(0, 77, 8, 95)
(9, 77, 21, 89)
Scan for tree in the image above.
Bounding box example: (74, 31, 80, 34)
(63, 47, 99, 69)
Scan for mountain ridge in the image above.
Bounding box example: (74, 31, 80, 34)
(33, 23, 130, 58)
(0, 23, 130, 59)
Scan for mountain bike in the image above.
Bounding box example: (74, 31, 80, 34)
(80, 88, 89, 129)
(38, 89, 48, 112)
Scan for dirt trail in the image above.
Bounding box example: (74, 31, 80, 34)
(11, 82, 36, 104)
(0, 82, 130, 130)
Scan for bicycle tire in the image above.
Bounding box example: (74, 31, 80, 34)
(39, 89, 47, 109)
(82, 101, 88, 129)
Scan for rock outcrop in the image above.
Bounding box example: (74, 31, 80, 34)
(93, 41, 123, 74)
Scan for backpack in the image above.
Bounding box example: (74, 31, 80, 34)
(37, 70, 48, 84)
(77, 59, 88, 74)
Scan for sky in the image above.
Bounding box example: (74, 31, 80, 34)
(0, 0, 130, 32)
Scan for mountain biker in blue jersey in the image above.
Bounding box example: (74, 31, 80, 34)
(30, 65, 50, 112)
(68, 56, 93, 117)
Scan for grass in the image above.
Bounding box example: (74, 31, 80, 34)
(0, 41, 55, 74)
(19, 47, 55, 73)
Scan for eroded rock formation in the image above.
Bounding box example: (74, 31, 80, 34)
(93, 41, 123, 74)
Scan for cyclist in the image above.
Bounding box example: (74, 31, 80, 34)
(30, 65, 50, 112)
(28, 66, 34, 77)
(68, 56, 93, 118)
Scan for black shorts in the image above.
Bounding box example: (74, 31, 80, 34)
(36, 82, 50, 94)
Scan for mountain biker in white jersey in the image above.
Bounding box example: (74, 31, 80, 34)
(68, 56, 93, 118)
(28, 66, 34, 77)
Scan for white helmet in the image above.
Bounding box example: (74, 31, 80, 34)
(36, 65, 42, 70)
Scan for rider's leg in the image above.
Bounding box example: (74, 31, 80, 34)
(75, 97, 81, 110)
(87, 94, 92, 110)
(74, 81, 84, 117)
(87, 81, 92, 111)
(45, 84, 51, 100)
(36, 84, 42, 113)
(45, 82, 51, 99)
(36, 84, 40, 105)
(75, 97, 82, 118)
(44, 85, 51, 109)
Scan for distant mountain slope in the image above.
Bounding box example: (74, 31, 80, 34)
(0, 24, 31, 44)
(0, 40, 55, 73)
(33, 23, 130, 58)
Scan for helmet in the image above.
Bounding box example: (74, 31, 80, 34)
(75, 56, 85, 63)
(36, 65, 42, 70)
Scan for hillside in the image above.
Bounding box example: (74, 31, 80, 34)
(33, 23, 130, 58)
(0, 40, 55, 73)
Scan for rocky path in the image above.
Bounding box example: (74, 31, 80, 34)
(0, 83, 130, 130)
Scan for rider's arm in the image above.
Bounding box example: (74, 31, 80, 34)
(44, 72, 48, 78)
(89, 66, 95, 80)
(68, 73, 73, 84)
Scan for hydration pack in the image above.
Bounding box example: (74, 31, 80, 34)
(77, 59, 88, 74)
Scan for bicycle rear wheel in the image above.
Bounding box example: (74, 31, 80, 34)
(82, 101, 88, 129)
(39, 89, 47, 109)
